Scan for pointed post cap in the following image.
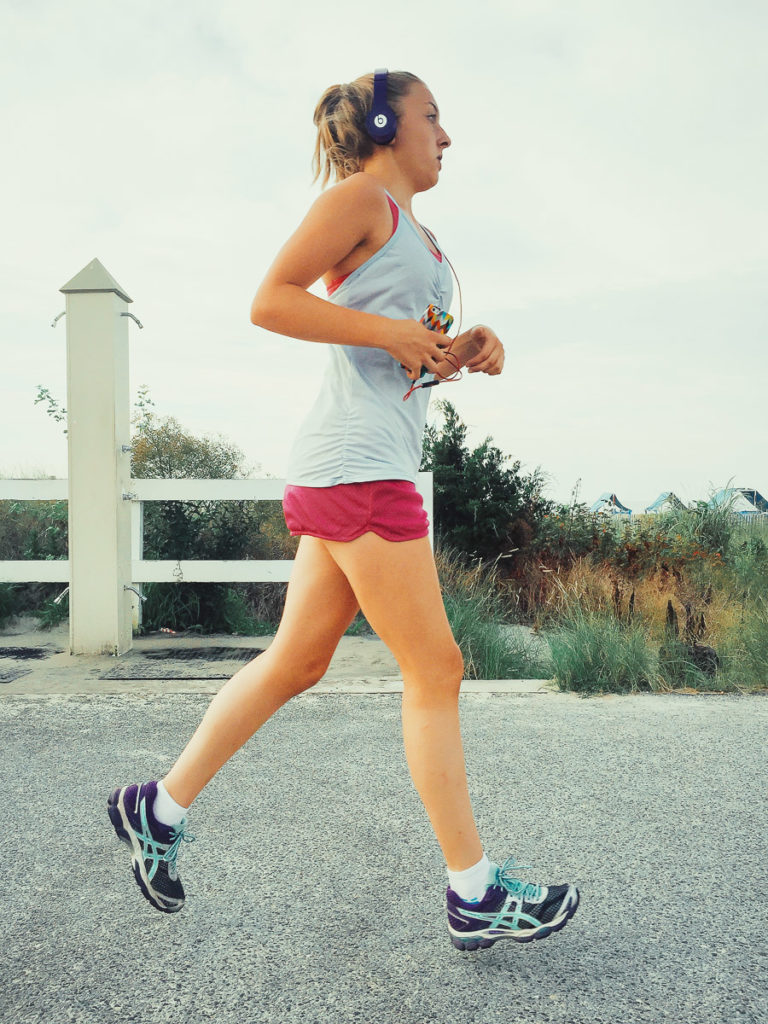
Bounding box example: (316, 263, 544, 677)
(60, 258, 132, 303)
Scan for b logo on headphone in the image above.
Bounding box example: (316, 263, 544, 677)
(366, 68, 397, 144)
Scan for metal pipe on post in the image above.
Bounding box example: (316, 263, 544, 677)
(60, 258, 134, 655)
(130, 500, 144, 631)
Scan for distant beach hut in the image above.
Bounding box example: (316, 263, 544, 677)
(590, 492, 632, 516)
(709, 487, 768, 517)
(644, 491, 687, 515)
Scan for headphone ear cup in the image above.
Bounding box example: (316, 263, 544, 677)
(366, 68, 397, 144)
(366, 105, 397, 144)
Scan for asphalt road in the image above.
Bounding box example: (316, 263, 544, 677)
(1, 689, 766, 1024)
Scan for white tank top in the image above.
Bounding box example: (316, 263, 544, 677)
(285, 191, 454, 486)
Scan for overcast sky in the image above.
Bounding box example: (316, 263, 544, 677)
(2, 0, 766, 512)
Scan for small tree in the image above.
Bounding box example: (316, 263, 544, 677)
(129, 407, 291, 633)
(421, 400, 551, 562)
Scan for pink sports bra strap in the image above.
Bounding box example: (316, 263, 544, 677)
(420, 223, 443, 261)
(326, 196, 400, 296)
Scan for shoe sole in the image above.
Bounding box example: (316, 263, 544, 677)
(107, 788, 183, 914)
(449, 887, 580, 951)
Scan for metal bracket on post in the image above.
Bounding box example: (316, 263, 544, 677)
(120, 312, 144, 329)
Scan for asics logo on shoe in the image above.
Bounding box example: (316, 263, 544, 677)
(457, 893, 548, 932)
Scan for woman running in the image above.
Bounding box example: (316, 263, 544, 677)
(108, 68, 579, 951)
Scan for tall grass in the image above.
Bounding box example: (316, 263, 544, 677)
(436, 547, 551, 679)
(521, 497, 768, 693)
(547, 606, 656, 696)
(139, 581, 271, 636)
(739, 598, 768, 687)
(716, 597, 768, 691)
(654, 499, 740, 557)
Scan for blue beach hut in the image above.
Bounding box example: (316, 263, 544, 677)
(590, 493, 632, 516)
(709, 488, 768, 517)
(644, 492, 686, 514)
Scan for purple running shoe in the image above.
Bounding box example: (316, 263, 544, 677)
(107, 781, 195, 913)
(447, 857, 579, 950)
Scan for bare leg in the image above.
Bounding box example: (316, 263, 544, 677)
(163, 537, 359, 807)
(162, 530, 482, 873)
(322, 533, 483, 872)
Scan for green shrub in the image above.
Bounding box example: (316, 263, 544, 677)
(220, 588, 261, 635)
(128, 411, 295, 635)
(0, 583, 18, 627)
(0, 491, 68, 624)
(34, 590, 69, 630)
(533, 507, 600, 564)
(0, 498, 68, 562)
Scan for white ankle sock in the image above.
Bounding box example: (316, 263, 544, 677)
(447, 853, 493, 903)
(153, 780, 189, 828)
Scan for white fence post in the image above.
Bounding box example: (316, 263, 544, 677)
(61, 258, 134, 655)
(416, 471, 434, 549)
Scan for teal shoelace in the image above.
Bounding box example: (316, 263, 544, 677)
(163, 823, 196, 868)
(138, 798, 196, 880)
(495, 857, 543, 903)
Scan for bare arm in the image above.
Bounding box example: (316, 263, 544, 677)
(250, 175, 451, 381)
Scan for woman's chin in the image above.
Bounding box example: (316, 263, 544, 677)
(416, 171, 440, 193)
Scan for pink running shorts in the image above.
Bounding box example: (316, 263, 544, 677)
(282, 480, 429, 543)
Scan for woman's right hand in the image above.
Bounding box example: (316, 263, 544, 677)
(386, 320, 452, 380)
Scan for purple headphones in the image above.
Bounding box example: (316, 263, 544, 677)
(366, 68, 397, 144)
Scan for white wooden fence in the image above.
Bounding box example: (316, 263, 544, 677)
(0, 259, 433, 657)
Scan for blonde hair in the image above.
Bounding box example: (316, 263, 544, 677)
(312, 71, 422, 187)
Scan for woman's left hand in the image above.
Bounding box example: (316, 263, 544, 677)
(463, 325, 504, 375)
